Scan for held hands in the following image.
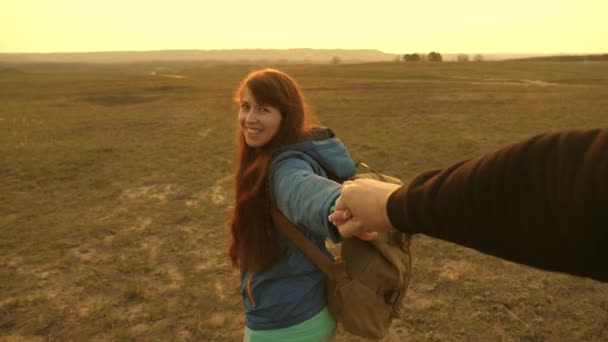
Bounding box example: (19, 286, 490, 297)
(328, 179, 401, 240)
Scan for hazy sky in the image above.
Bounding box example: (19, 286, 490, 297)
(1, 0, 606, 54)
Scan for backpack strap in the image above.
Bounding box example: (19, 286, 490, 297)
(270, 206, 335, 279)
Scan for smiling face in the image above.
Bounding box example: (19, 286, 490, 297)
(238, 87, 283, 148)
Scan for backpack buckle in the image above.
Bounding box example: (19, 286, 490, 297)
(387, 231, 404, 245)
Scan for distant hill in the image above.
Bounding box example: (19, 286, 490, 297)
(3, 49, 603, 64)
(0, 49, 398, 64)
(507, 54, 608, 62)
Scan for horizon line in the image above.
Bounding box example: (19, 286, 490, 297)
(1, 49, 606, 55)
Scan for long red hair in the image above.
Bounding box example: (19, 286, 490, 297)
(229, 69, 315, 272)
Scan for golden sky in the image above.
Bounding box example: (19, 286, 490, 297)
(1, 0, 606, 54)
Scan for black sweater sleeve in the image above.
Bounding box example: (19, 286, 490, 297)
(387, 129, 608, 282)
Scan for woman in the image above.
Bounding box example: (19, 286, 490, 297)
(229, 68, 356, 341)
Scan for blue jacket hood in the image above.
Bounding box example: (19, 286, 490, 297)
(273, 127, 356, 179)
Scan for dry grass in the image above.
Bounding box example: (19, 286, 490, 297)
(2, 60, 608, 341)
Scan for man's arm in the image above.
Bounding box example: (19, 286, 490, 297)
(332, 129, 608, 282)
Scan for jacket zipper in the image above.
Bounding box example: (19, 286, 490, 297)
(246, 272, 256, 308)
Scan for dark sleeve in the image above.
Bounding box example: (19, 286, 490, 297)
(387, 129, 608, 282)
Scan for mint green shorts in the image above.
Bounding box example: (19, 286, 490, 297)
(244, 306, 336, 342)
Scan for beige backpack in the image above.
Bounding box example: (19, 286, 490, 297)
(271, 164, 412, 340)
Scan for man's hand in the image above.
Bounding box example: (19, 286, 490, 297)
(328, 179, 401, 238)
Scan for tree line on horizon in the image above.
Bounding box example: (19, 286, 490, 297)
(398, 52, 484, 63)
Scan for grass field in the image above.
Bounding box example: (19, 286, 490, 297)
(1, 60, 608, 341)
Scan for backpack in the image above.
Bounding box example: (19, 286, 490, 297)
(271, 162, 412, 340)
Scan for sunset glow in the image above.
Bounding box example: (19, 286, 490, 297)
(1, 0, 606, 54)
